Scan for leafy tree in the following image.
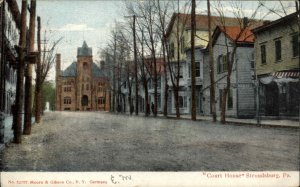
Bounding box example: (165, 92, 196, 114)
(41, 81, 55, 111)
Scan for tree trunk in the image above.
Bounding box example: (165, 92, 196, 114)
(174, 86, 180, 118)
(112, 71, 116, 112)
(191, 0, 196, 120)
(153, 55, 158, 117)
(144, 78, 150, 116)
(122, 94, 126, 113)
(220, 87, 229, 124)
(175, 1, 181, 119)
(162, 37, 168, 117)
(128, 94, 132, 115)
(133, 15, 139, 116)
(13, 0, 27, 144)
(220, 44, 236, 124)
(23, 0, 36, 134)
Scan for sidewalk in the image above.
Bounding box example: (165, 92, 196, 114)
(0, 114, 35, 151)
(117, 111, 299, 128)
(164, 114, 300, 128)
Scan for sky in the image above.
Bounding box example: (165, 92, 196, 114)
(16, 0, 296, 81)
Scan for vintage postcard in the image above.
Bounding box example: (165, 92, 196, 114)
(0, 0, 299, 186)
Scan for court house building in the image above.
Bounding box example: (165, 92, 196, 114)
(55, 41, 110, 111)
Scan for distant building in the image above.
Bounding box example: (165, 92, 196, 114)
(0, 0, 21, 144)
(252, 13, 299, 117)
(165, 13, 258, 115)
(55, 41, 110, 111)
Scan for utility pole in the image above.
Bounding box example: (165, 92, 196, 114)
(207, 0, 217, 122)
(35, 16, 41, 124)
(296, 0, 300, 124)
(14, 0, 27, 143)
(191, 0, 196, 120)
(24, 0, 36, 134)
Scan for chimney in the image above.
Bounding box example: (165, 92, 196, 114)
(243, 17, 249, 29)
(56, 53, 61, 80)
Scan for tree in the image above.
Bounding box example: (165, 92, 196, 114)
(125, 0, 161, 117)
(100, 24, 132, 114)
(166, 1, 191, 118)
(42, 81, 55, 111)
(34, 17, 62, 123)
(153, 0, 172, 117)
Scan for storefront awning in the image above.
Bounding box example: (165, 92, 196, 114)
(272, 71, 300, 78)
(260, 71, 299, 85)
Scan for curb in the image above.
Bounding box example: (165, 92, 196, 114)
(165, 116, 299, 129)
(100, 112, 299, 129)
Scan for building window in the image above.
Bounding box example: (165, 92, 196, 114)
(175, 65, 183, 78)
(219, 89, 233, 110)
(250, 52, 255, 69)
(178, 95, 187, 108)
(148, 79, 152, 89)
(179, 96, 184, 108)
(86, 84, 89, 90)
(219, 89, 223, 109)
(98, 97, 105, 105)
(292, 34, 299, 57)
(169, 42, 175, 58)
(157, 76, 161, 88)
(196, 61, 200, 77)
(227, 89, 233, 109)
(260, 44, 266, 64)
(217, 54, 228, 74)
(98, 86, 104, 92)
(275, 40, 281, 61)
(64, 86, 71, 92)
(158, 94, 161, 108)
(64, 97, 71, 104)
(180, 37, 185, 54)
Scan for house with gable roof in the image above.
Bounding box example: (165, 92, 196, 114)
(201, 26, 256, 118)
(165, 13, 256, 115)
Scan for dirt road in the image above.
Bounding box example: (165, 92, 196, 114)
(1, 111, 299, 171)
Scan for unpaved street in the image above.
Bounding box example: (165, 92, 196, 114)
(1, 111, 299, 171)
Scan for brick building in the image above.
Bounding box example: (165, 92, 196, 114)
(55, 41, 110, 111)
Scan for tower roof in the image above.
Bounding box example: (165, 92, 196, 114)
(62, 61, 107, 77)
(77, 41, 92, 56)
